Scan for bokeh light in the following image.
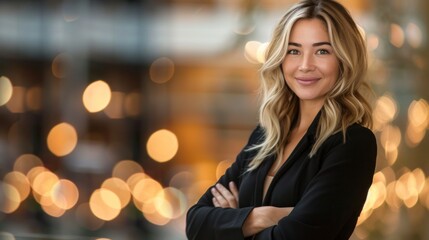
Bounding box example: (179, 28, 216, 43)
(40, 194, 66, 217)
(0, 76, 13, 106)
(51, 53, 69, 78)
(89, 189, 121, 221)
(126, 172, 147, 195)
(367, 34, 379, 51)
(385, 148, 399, 166)
(169, 171, 193, 190)
(406, 22, 423, 48)
(142, 201, 171, 226)
(216, 160, 233, 180)
(5, 86, 26, 113)
(373, 94, 398, 130)
(256, 42, 269, 64)
(146, 129, 179, 163)
(0, 182, 21, 214)
(3, 171, 31, 203)
(124, 92, 141, 117)
(131, 177, 163, 207)
(51, 179, 79, 210)
(104, 91, 125, 119)
(149, 57, 175, 84)
(406, 124, 426, 148)
(234, 15, 256, 35)
(112, 160, 144, 182)
(47, 122, 78, 156)
(101, 178, 131, 209)
(396, 170, 420, 208)
(13, 154, 44, 175)
(390, 23, 404, 48)
(244, 40, 269, 64)
(154, 187, 187, 219)
(25, 87, 42, 111)
(386, 181, 402, 210)
(27, 166, 49, 185)
(406, 99, 429, 147)
(31, 171, 59, 197)
(380, 124, 401, 152)
(244, 41, 261, 64)
(408, 99, 429, 129)
(82, 80, 112, 113)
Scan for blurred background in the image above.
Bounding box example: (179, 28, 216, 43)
(0, 0, 428, 239)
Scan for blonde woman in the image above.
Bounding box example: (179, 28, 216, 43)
(186, 0, 377, 239)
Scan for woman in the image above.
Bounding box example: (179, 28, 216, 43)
(186, 0, 377, 239)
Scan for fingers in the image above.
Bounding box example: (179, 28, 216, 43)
(211, 182, 239, 208)
(215, 183, 238, 208)
(229, 181, 239, 202)
(213, 197, 220, 207)
(211, 187, 228, 207)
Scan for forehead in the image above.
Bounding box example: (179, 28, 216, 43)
(289, 18, 330, 43)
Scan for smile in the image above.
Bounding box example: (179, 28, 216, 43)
(295, 77, 321, 85)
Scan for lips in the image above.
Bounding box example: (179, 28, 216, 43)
(295, 77, 321, 85)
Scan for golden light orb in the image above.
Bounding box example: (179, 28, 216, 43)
(146, 129, 179, 163)
(82, 80, 111, 113)
(47, 122, 78, 157)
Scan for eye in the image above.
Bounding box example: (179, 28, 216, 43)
(287, 49, 299, 55)
(316, 49, 330, 55)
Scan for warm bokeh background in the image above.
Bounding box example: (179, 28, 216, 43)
(0, 0, 428, 239)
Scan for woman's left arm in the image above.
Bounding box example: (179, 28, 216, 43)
(254, 126, 377, 239)
(211, 181, 294, 237)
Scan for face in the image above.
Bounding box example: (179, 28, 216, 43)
(281, 18, 340, 108)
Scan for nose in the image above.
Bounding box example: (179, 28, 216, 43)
(298, 53, 315, 72)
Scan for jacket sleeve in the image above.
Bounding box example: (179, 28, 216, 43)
(186, 126, 262, 240)
(254, 126, 377, 240)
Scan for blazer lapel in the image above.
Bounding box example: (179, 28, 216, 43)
(261, 111, 321, 205)
(254, 154, 276, 206)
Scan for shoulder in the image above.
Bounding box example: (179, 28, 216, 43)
(238, 125, 264, 163)
(345, 124, 376, 144)
(321, 124, 377, 157)
(247, 124, 265, 145)
(327, 123, 375, 144)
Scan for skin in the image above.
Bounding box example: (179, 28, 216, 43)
(211, 18, 340, 237)
(282, 18, 340, 113)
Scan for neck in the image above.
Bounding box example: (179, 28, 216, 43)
(295, 100, 323, 131)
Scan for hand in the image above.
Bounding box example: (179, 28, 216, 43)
(242, 206, 294, 237)
(211, 181, 239, 208)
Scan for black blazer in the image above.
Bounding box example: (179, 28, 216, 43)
(186, 114, 377, 240)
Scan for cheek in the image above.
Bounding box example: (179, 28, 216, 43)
(282, 68, 293, 86)
(323, 61, 340, 80)
(281, 63, 294, 79)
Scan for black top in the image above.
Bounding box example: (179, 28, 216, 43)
(186, 114, 377, 240)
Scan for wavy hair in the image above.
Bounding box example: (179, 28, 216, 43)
(247, 0, 373, 171)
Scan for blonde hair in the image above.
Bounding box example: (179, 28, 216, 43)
(247, 0, 373, 171)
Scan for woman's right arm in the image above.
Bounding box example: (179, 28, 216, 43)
(186, 158, 255, 240)
(186, 126, 263, 240)
(187, 179, 293, 239)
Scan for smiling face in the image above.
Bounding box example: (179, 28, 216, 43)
(281, 18, 340, 109)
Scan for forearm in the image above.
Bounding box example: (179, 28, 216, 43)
(187, 205, 254, 240)
(242, 206, 293, 237)
(242, 208, 267, 237)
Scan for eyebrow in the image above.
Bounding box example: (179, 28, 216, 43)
(288, 41, 332, 47)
